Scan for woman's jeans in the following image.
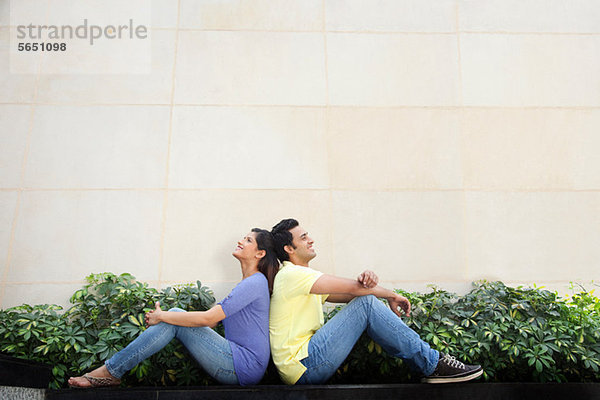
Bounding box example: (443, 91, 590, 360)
(296, 295, 439, 384)
(105, 308, 238, 384)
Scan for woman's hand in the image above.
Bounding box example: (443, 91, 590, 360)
(145, 302, 164, 327)
(387, 294, 411, 318)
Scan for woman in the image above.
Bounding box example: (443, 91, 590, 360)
(68, 228, 279, 387)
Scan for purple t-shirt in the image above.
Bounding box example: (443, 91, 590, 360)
(218, 272, 270, 385)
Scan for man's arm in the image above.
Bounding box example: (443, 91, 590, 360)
(326, 293, 356, 303)
(311, 274, 410, 316)
(325, 270, 379, 303)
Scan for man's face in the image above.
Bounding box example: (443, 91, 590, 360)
(286, 225, 316, 265)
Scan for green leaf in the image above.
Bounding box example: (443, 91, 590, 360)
(128, 315, 141, 327)
(34, 345, 47, 353)
(375, 343, 382, 355)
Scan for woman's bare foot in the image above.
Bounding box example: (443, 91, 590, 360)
(68, 365, 120, 388)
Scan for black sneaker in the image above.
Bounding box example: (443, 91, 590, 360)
(422, 353, 483, 383)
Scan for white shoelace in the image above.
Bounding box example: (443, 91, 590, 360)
(443, 354, 466, 370)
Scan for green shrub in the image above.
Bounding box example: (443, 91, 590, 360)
(328, 281, 600, 383)
(1, 276, 598, 387)
(0, 272, 216, 388)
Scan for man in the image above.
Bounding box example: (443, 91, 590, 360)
(269, 218, 482, 385)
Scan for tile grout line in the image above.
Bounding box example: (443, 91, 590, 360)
(322, 0, 329, 107)
(3, 103, 600, 110)
(157, 29, 600, 35)
(0, 0, 48, 307)
(3, 279, 239, 286)
(456, 0, 470, 284)
(0, 196, 21, 308)
(157, 0, 182, 287)
(2, 25, 600, 35)
(2, 187, 600, 192)
(322, 0, 336, 277)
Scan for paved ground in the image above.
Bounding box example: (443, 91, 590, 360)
(0, 386, 46, 400)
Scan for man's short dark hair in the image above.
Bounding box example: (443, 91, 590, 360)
(271, 218, 299, 262)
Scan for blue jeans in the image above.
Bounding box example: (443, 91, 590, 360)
(296, 295, 439, 384)
(105, 308, 238, 384)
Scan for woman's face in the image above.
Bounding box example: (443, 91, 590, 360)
(232, 231, 260, 261)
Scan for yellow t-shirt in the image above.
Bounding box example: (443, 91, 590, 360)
(269, 261, 329, 384)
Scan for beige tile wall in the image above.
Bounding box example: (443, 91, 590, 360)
(461, 34, 600, 107)
(0, 1, 8, 27)
(174, 31, 327, 105)
(461, 109, 600, 189)
(459, 0, 600, 33)
(1, 0, 599, 308)
(0, 192, 18, 280)
(0, 105, 30, 188)
(0, 28, 39, 101)
(326, 0, 456, 32)
(179, 0, 323, 31)
(327, 33, 460, 106)
(36, 31, 176, 104)
(8, 191, 164, 283)
(331, 191, 466, 283)
(24, 106, 171, 188)
(328, 108, 462, 189)
(162, 190, 333, 284)
(465, 192, 600, 282)
(169, 106, 329, 188)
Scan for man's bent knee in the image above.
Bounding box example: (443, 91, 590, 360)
(351, 294, 377, 306)
(168, 307, 186, 312)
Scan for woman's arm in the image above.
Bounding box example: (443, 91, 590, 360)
(145, 302, 226, 328)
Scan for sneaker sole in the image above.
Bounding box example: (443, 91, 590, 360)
(422, 368, 484, 384)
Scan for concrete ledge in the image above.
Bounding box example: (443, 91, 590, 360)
(47, 383, 600, 400)
(0, 354, 53, 388)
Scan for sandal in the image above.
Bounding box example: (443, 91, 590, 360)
(69, 373, 121, 388)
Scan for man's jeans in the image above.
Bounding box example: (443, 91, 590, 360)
(105, 308, 238, 384)
(296, 295, 439, 384)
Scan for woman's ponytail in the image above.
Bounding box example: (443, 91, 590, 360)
(251, 228, 280, 295)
